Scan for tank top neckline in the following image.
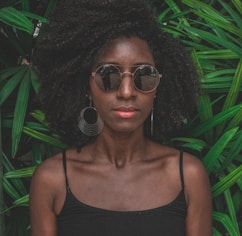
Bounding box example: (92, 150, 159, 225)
(65, 187, 185, 214)
(61, 149, 185, 214)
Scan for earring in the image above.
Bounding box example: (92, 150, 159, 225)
(78, 99, 104, 136)
(150, 106, 154, 136)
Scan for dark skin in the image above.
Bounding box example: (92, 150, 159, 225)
(30, 37, 212, 236)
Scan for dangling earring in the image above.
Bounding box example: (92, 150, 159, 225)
(150, 106, 154, 136)
(78, 98, 104, 136)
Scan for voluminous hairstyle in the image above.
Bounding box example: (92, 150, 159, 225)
(35, 0, 200, 148)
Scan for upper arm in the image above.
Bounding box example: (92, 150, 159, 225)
(183, 153, 213, 236)
(29, 159, 62, 236)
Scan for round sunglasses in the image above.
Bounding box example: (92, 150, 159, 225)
(92, 64, 161, 93)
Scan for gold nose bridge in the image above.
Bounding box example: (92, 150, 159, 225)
(120, 71, 134, 80)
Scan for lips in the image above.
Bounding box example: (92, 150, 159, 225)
(113, 106, 138, 118)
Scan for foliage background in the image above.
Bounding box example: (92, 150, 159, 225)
(0, 0, 241, 235)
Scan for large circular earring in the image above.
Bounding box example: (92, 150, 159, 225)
(78, 99, 104, 136)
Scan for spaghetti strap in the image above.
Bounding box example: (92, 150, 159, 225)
(62, 150, 70, 190)
(179, 150, 185, 190)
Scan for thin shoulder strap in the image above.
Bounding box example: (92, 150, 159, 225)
(179, 149, 185, 190)
(62, 150, 70, 191)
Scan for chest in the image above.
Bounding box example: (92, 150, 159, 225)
(67, 162, 182, 211)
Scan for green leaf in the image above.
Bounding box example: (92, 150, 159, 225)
(212, 227, 222, 236)
(0, 67, 23, 83)
(222, 58, 242, 111)
(226, 107, 242, 131)
(216, 58, 242, 135)
(11, 73, 31, 157)
(191, 105, 242, 137)
(2, 152, 27, 196)
(171, 137, 208, 151)
(22, 11, 48, 23)
(30, 68, 39, 94)
(202, 127, 238, 173)
(4, 166, 36, 178)
(0, 7, 34, 34)
(0, 66, 27, 105)
(23, 126, 68, 149)
(219, 131, 242, 170)
(3, 178, 21, 200)
(212, 165, 242, 197)
(218, 0, 242, 29)
(224, 189, 240, 234)
(182, 26, 242, 56)
(231, 0, 242, 16)
(197, 50, 239, 60)
(13, 194, 29, 207)
(213, 211, 240, 236)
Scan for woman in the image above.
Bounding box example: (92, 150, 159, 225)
(30, 0, 212, 235)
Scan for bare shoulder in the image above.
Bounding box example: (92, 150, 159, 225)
(182, 151, 209, 185)
(32, 152, 63, 182)
(181, 151, 212, 206)
(30, 151, 65, 198)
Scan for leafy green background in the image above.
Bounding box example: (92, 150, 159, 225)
(0, 0, 241, 235)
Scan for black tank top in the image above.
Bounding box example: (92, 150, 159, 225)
(57, 150, 187, 236)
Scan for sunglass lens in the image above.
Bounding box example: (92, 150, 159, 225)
(134, 66, 159, 91)
(95, 65, 121, 91)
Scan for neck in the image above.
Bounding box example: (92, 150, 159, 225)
(90, 129, 149, 168)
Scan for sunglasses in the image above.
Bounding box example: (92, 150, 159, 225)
(92, 64, 161, 93)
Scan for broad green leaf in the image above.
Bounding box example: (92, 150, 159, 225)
(2, 152, 27, 196)
(226, 107, 242, 131)
(219, 131, 242, 170)
(213, 212, 240, 236)
(30, 67, 39, 94)
(0, 66, 27, 105)
(222, 58, 242, 111)
(191, 105, 242, 137)
(23, 126, 68, 149)
(30, 110, 50, 128)
(197, 50, 239, 60)
(212, 165, 242, 197)
(212, 227, 222, 236)
(22, 11, 48, 23)
(13, 194, 29, 207)
(0, 7, 34, 34)
(5, 166, 36, 178)
(205, 69, 235, 80)
(231, 0, 242, 15)
(3, 178, 21, 200)
(0, 67, 23, 83)
(182, 26, 242, 56)
(218, 0, 242, 29)
(171, 137, 207, 151)
(11, 73, 31, 157)
(192, 10, 242, 37)
(224, 189, 240, 234)
(31, 141, 43, 166)
(25, 121, 50, 132)
(202, 127, 238, 173)
(182, 0, 230, 23)
(217, 58, 242, 135)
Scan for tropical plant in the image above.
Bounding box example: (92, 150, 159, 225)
(0, 0, 241, 235)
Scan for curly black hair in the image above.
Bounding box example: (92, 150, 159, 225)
(34, 0, 199, 148)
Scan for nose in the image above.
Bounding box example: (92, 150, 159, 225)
(116, 72, 137, 99)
